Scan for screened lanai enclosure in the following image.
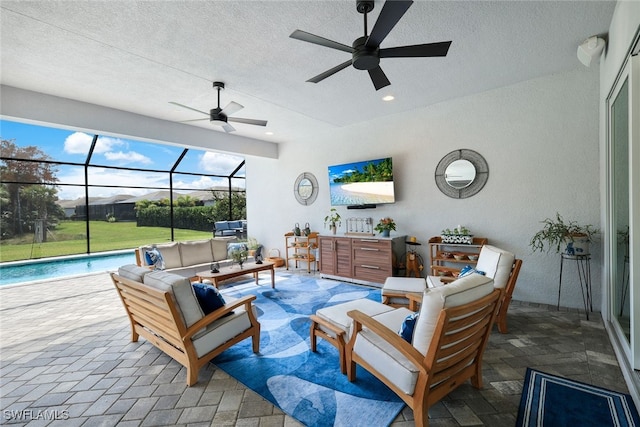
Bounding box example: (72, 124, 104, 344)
(0, 119, 246, 262)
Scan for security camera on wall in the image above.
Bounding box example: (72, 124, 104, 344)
(577, 36, 605, 67)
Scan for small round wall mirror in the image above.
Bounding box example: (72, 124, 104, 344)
(435, 149, 489, 199)
(445, 159, 476, 189)
(294, 172, 319, 205)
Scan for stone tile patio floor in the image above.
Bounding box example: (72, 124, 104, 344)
(0, 270, 630, 426)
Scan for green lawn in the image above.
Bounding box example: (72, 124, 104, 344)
(0, 221, 213, 262)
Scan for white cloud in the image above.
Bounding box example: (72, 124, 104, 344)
(63, 132, 94, 154)
(174, 176, 227, 190)
(64, 132, 127, 155)
(95, 136, 125, 154)
(199, 151, 244, 175)
(56, 167, 166, 200)
(104, 151, 152, 165)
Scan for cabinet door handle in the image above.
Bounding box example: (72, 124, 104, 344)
(360, 248, 380, 251)
(360, 264, 380, 269)
(360, 239, 379, 243)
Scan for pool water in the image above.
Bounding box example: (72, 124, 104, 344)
(0, 252, 136, 286)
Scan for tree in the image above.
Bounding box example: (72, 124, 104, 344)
(0, 139, 60, 238)
(210, 190, 246, 220)
(176, 195, 198, 207)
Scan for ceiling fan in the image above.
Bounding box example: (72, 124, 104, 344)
(290, 0, 451, 91)
(169, 82, 267, 133)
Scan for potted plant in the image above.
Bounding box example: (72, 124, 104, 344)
(230, 245, 248, 268)
(529, 213, 599, 256)
(246, 237, 260, 256)
(324, 208, 341, 235)
(441, 225, 472, 244)
(374, 217, 396, 237)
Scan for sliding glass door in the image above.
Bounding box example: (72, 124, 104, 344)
(608, 52, 640, 369)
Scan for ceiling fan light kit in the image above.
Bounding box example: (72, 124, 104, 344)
(290, 0, 452, 91)
(169, 81, 267, 133)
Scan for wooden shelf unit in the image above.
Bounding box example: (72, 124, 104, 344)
(285, 232, 319, 273)
(428, 236, 488, 283)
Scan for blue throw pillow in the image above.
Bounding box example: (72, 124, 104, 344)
(192, 283, 230, 316)
(398, 312, 419, 343)
(459, 265, 485, 278)
(145, 248, 165, 270)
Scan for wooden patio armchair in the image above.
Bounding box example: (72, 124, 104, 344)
(345, 273, 502, 426)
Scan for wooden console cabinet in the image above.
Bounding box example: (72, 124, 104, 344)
(319, 235, 405, 286)
(318, 236, 352, 277)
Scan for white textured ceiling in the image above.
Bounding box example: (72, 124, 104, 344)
(0, 0, 616, 145)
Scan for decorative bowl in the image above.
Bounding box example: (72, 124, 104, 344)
(468, 255, 479, 261)
(442, 252, 452, 258)
(453, 254, 467, 261)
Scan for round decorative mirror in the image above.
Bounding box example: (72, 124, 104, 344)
(294, 172, 319, 205)
(435, 149, 489, 199)
(445, 159, 476, 189)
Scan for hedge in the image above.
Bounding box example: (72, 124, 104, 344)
(136, 206, 218, 231)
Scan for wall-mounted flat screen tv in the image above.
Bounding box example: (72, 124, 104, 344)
(328, 157, 395, 206)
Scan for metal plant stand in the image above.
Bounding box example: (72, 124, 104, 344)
(557, 254, 592, 320)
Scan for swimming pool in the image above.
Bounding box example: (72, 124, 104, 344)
(0, 251, 136, 286)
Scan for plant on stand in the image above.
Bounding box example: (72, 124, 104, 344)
(230, 245, 248, 269)
(374, 217, 396, 237)
(324, 208, 342, 235)
(529, 212, 599, 256)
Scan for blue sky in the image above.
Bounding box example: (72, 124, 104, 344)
(0, 119, 245, 200)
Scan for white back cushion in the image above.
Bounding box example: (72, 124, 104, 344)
(412, 273, 494, 355)
(180, 240, 215, 266)
(143, 270, 204, 328)
(475, 245, 515, 290)
(118, 264, 151, 282)
(211, 238, 231, 261)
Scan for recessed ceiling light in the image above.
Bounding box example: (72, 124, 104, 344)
(382, 95, 395, 102)
(265, 131, 274, 135)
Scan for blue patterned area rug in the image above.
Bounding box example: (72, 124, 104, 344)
(215, 273, 405, 427)
(517, 368, 640, 427)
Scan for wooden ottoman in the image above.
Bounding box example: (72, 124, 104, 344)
(310, 299, 394, 373)
(381, 277, 428, 307)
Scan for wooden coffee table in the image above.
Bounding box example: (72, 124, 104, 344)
(195, 261, 275, 288)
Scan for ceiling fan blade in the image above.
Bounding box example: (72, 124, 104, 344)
(307, 60, 352, 83)
(222, 101, 244, 116)
(380, 41, 452, 58)
(366, 0, 413, 48)
(169, 101, 208, 116)
(368, 66, 391, 91)
(290, 30, 354, 53)
(222, 123, 236, 133)
(180, 118, 210, 122)
(228, 117, 268, 127)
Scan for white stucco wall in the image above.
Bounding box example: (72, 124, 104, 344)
(247, 66, 601, 309)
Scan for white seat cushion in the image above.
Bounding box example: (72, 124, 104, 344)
(475, 245, 515, 290)
(412, 273, 494, 355)
(192, 302, 258, 358)
(426, 276, 445, 288)
(381, 277, 427, 295)
(316, 298, 394, 339)
(353, 307, 418, 395)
